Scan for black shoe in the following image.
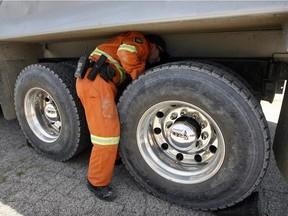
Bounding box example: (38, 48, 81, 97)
(87, 181, 116, 201)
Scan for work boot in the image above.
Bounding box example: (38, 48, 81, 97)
(87, 181, 116, 201)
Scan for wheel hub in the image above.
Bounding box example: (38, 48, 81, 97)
(24, 88, 61, 143)
(44, 103, 58, 120)
(168, 121, 197, 151)
(137, 100, 225, 184)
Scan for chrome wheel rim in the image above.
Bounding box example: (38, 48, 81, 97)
(24, 88, 61, 143)
(137, 100, 225, 184)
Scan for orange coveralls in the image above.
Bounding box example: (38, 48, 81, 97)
(76, 32, 152, 186)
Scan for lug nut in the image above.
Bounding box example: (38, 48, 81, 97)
(201, 132, 209, 140)
(180, 109, 188, 116)
(166, 121, 173, 128)
(200, 121, 207, 129)
(196, 140, 203, 148)
(192, 112, 199, 119)
(170, 113, 178, 120)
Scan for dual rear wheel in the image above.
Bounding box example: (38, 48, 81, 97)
(14, 61, 270, 210)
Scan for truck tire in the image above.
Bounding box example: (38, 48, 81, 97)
(14, 63, 90, 161)
(196, 60, 257, 98)
(118, 61, 270, 210)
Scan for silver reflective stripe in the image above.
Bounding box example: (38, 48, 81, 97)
(90, 48, 126, 83)
(90, 134, 119, 145)
(118, 44, 137, 53)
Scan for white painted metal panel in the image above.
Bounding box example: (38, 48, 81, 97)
(0, 1, 288, 41)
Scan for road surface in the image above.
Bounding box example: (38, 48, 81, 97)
(0, 97, 287, 216)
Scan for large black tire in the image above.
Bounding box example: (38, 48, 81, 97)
(14, 63, 89, 161)
(118, 61, 270, 210)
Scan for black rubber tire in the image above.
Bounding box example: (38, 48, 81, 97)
(14, 63, 90, 161)
(118, 61, 271, 210)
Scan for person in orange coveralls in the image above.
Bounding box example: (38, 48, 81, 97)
(76, 32, 166, 201)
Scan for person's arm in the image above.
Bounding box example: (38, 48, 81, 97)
(117, 35, 149, 80)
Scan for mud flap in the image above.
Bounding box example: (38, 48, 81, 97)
(273, 84, 288, 181)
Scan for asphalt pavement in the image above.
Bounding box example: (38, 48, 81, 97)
(0, 98, 288, 216)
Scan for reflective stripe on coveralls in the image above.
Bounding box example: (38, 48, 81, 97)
(118, 44, 138, 53)
(91, 134, 120, 145)
(90, 48, 127, 83)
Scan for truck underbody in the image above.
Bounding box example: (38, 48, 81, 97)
(0, 1, 288, 210)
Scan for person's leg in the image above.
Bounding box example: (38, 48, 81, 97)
(77, 75, 119, 200)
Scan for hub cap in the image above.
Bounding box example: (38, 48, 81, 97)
(137, 100, 225, 184)
(24, 88, 62, 143)
(168, 122, 197, 151)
